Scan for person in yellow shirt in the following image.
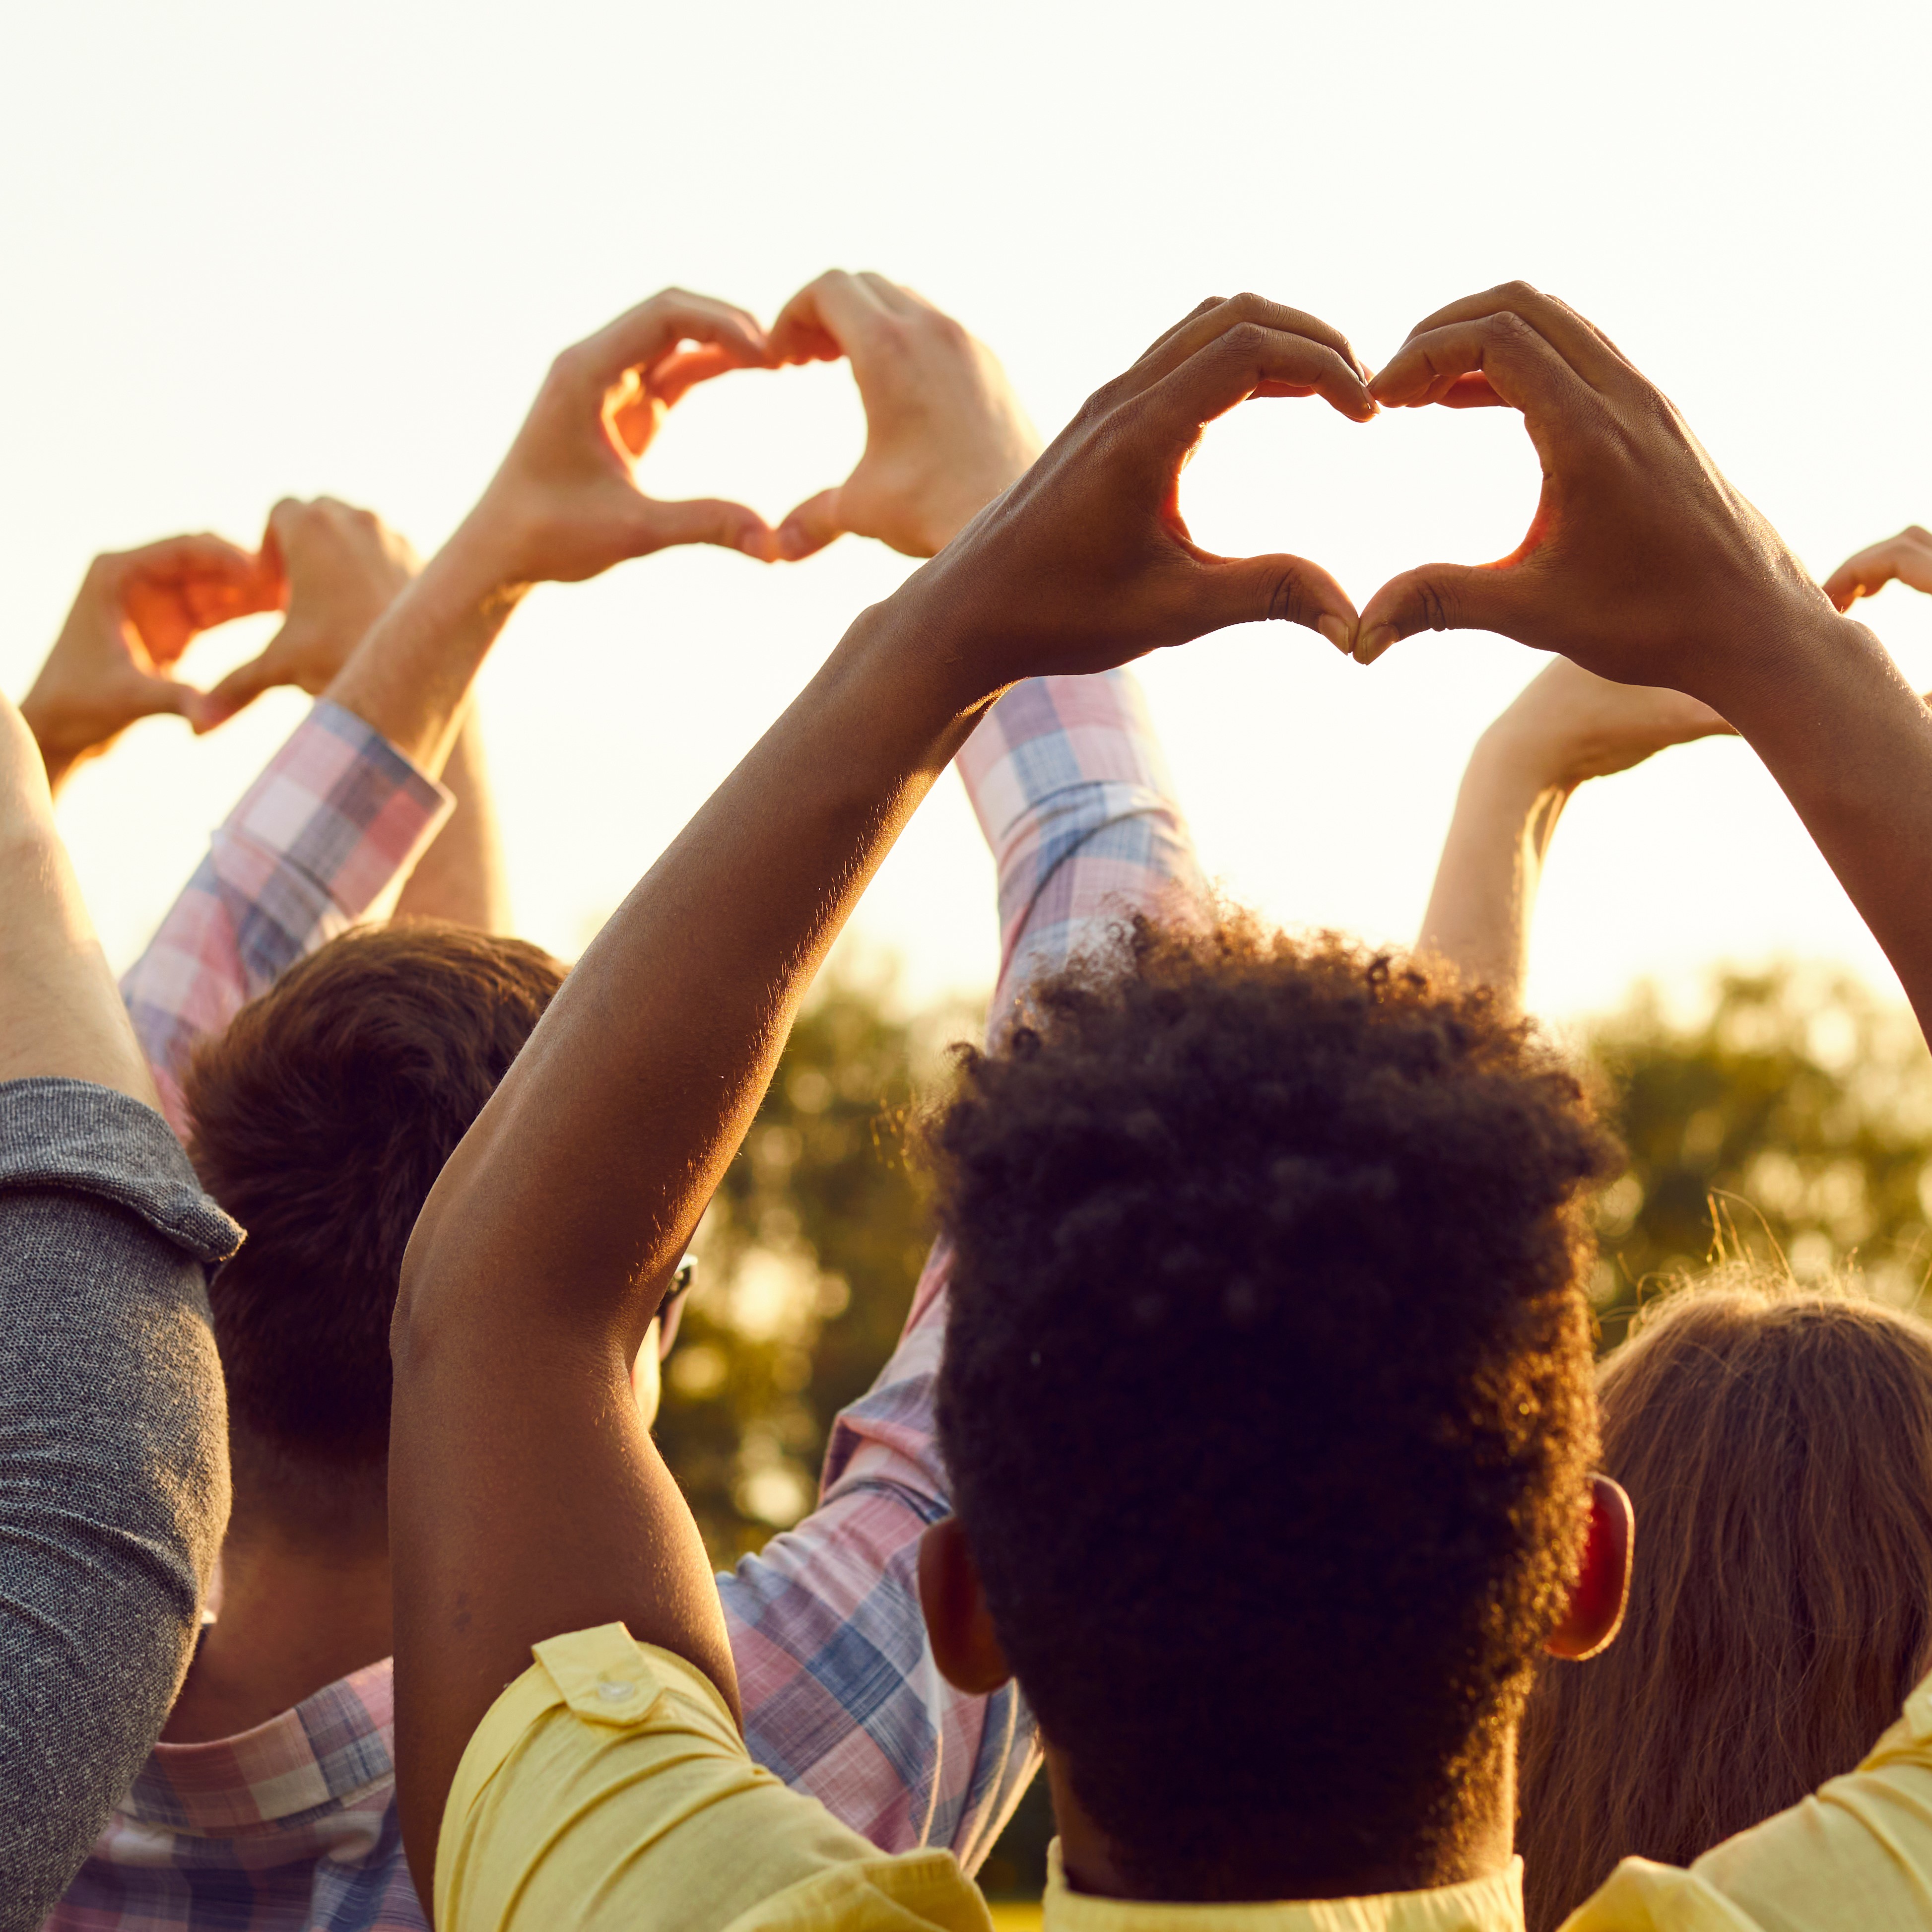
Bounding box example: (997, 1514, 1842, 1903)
(388, 281, 1932, 1932)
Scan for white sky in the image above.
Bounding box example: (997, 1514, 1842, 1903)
(4, 0, 1929, 1026)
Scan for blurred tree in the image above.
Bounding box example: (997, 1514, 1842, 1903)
(1588, 966, 1932, 1346)
(654, 959, 979, 1567)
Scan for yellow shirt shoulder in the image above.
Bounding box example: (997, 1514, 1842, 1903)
(437, 1623, 993, 1932)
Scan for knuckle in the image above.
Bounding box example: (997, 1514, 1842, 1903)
(1222, 320, 1271, 358)
(1265, 564, 1314, 627)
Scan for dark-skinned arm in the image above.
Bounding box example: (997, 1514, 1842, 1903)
(388, 291, 1377, 1895)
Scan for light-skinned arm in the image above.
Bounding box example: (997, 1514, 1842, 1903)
(389, 291, 1377, 1890)
(1355, 283, 1932, 1047)
(0, 695, 156, 1102)
(0, 685, 241, 1922)
(1416, 660, 1730, 1008)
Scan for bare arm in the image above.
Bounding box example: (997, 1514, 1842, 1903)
(0, 695, 156, 1102)
(389, 291, 1376, 1889)
(1417, 660, 1730, 1009)
(391, 708, 511, 931)
(1359, 284, 1932, 1046)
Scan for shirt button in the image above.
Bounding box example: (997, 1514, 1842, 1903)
(596, 1679, 637, 1703)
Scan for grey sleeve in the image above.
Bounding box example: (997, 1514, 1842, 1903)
(0, 1078, 239, 1929)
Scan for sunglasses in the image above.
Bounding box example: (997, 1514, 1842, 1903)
(656, 1256, 698, 1362)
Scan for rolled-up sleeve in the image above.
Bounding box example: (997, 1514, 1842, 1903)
(0, 1077, 240, 1929)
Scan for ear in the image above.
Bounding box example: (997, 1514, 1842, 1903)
(1545, 1474, 1634, 1662)
(919, 1516, 1013, 1696)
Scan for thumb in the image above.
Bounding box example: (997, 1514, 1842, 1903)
(635, 497, 778, 562)
(1353, 562, 1513, 665)
(1198, 550, 1359, 653)
(193, 636, 287, 732)
(774, 488, 846, 563)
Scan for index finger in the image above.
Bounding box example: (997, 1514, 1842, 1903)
(1127, 293, 1371, 395)
(1137, 320, 1376, 460)
(768, 269, 893, 365)
(1384, 282, 1636, 398)
(1369, 312, 1594, 425)
(572, 289, 772, 390)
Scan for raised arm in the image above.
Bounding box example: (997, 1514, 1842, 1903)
(1357, 283, 1932, 1046)
(118, 499, 455, 1132)
(125, 291, 777, 1125)
(714, 276, 1202, 1864)
(390, 291, 1376, 1893)
(1416, 659, 1729, 1008)
(0, 691, 241, 1924)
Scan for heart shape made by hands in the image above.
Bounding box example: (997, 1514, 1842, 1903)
(1176, 396, 1545, 652)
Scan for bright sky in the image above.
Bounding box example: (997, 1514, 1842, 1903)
(4, 0, 1929, 1026)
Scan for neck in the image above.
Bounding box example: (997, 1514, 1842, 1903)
(1046, 1733, 1518, 1905)
(163, 1510, 393, 1743)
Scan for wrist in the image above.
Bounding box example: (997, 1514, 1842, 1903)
(1688, 604, 1876, 732)
(1468, 716, 1584, 802)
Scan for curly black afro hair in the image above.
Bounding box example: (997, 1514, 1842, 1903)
(933, 914, 1619, 1900)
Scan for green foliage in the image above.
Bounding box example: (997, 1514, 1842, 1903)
(1588, 967, 1932, 1347)
(654, 963, 978, 1567)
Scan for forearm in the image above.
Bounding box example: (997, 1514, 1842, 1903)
(1702, 611, 1932, 1039)
(392, 706, 511, 930)
(322, 525, 525, 782)
(1415, 736, 1570, 1011)
(391, 598, 988, 1882)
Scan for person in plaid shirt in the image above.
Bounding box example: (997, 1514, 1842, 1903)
(40, 278, 1204, 1929)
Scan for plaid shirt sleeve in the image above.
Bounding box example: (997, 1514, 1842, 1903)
(720, 668, 1204, 1869)
(120, 699, 452, 1141)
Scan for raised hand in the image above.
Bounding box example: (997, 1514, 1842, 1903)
(1351, 282, 1832, 685)
(764, 271, 1043, 560)
(1480, 656, 1733, 787)
(1418, 658, 1732, 1009)
(1823, 526, 1932, 612)
(20, 535, 280, 794)
(896, 292, 1376, 691)
(198, 497, 418, 729)
(457, 288, 779, 587)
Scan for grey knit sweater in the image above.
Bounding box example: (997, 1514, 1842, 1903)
(0, 1078, 238, 1926)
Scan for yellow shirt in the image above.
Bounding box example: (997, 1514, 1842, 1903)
(437, 1624, 1932, 1932)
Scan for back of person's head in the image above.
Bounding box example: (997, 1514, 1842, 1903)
(185, 922, 564, 1538)
(932, 914, 1620, 1901)
(1518, 1268, 1932, 1932)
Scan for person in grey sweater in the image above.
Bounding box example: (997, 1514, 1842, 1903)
(0, 687, 238, 1924)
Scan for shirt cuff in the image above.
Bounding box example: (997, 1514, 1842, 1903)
(0, 1078, 243, 1264)
(225, 699, 454, 917)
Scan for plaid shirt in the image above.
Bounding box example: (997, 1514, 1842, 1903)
(52, 670, 1202, 1931)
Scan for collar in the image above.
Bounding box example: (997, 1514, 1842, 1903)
(1041, 1842, 1526, 1932)
(120, 1656, 396, 1835)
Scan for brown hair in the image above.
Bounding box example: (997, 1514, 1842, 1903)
(1518, 1269, 1932, 1930)
(185, 922, 563, 1529)
(934, 915, 1619, 1900)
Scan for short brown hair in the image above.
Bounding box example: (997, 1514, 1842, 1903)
(1518, 1270, 1932, 1931)
(933, 914, 1619, 1900)
(186, 923, 563, 1506)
